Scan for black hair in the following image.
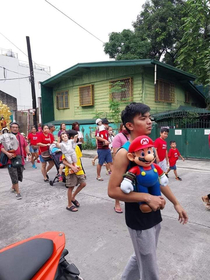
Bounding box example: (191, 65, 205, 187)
(160, 127, 169, 133)
(121, 102, 150, 133)
(170, 140, 176, 145)
(42, 124, 49, 130)
(10, 122, 19, 128)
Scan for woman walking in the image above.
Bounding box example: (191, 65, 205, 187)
(37, 124, 54, 182)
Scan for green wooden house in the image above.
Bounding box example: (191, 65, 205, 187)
(41, 59, 210, 158)
(41, 59, 205, 125)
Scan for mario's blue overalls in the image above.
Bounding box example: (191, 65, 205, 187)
(135, 164, 161, 197)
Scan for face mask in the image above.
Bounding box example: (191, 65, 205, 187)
(122, 129, 129, 135)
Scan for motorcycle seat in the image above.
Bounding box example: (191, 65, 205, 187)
(0, 238, 54, 280)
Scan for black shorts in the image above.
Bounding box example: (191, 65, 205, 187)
(8, 165, 24, 184)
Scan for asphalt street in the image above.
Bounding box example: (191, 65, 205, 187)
(0, 152, 210, 280)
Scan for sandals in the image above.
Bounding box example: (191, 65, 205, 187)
(96, 177, 104, 181)
(66, 205, 78, 212)
(114, 207, 123, 214)
(92, 159, 95, 166)
(71, 199, 80, 208)
(44, 178, 49, 182)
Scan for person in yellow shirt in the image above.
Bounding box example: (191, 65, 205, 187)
(62, 130, 86, 212)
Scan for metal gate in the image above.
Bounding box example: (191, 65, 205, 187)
(154, 117, 210, 159)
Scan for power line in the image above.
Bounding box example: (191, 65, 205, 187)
(0, 65, 27, 76)
(0, 76, 29, 81)
(45, 0, 105, 44)
(0, 32, 51, 76)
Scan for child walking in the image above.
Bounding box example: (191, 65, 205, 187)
(166, 140, 185, 181)
(55, 131, 79, 181)
(62, 131, 86, 212)
(154, 127, 169, 172)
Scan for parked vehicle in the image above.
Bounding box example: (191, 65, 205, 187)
(0, 231, 83, 280)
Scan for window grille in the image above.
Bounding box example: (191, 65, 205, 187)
(155, 80, 175, 103)
(110, 78, 132, 101)
(79, 85, 94, 107)
(56, 91, 69, 109)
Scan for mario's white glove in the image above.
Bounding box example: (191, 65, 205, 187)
(159, 174, 169, 187)
(120, 178, 134, 194)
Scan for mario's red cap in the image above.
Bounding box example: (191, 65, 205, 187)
(129, 135, 154, 153)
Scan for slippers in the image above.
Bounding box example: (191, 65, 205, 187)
(92, 159, 95, 166)
(114, 207, 123, 214)
(96, 177, 104, 181)
(44, 178, 49, 182)
(66, 205, 78, 212)
(71, 199, 80, 208)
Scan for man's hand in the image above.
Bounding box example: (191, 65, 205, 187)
(7, 152, 15, 159)
(148, 195, 166, 211)
(120, 178, 134, 194)
(174, 204, 188, 224)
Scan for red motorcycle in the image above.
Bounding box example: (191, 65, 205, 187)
(0, 231, 83, 280)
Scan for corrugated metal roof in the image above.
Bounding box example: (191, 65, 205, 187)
(41, 59, 196, 87)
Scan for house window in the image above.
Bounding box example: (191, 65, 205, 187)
(110, 78, 132, 101)
(79, 85, 94, 107)
(155, 80, 175, 103)
(56, 91, 69, 109)
(185, 91, 190, 103)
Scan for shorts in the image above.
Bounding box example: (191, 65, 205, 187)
(66, 174, 86, 188)
(158, 159, 167, 172)
(170, 165, 177, 170)
(97, 149, 112, 166)
(29, 146, 38, 153)
(39, 155, 53, 163)
(8, 165, 24, 184)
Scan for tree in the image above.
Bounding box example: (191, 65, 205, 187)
(175, 0, 210, 86)
(104, 0, 187, 65)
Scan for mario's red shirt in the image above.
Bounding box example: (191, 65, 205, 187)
(154, 137, 167, 161)
(129, 163, 164, 176)
(168, 148, 180, 167)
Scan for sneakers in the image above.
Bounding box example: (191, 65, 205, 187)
(32, 163, 37, 169)
(16, 193, 22, 200)
(176, 177, 182, 181)
(58, 175, 63, 182)
(37, 158, 40, 163)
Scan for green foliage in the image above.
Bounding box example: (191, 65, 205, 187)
(175, 0, 210, 86)
(108, 81, 130, 126)
(104, 0, 186, 65)
(83, 133, 96, 150)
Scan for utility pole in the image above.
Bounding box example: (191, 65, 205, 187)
(26, 36, 37, 129)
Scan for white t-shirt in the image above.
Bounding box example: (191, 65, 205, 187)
(77, 131, 83, 145)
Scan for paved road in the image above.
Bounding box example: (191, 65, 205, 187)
(0, 155, 210, 280)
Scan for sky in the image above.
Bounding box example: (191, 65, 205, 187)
(0, 0, 145, 76)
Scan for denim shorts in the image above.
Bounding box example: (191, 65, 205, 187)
(29, 146, 38, 153)
(39, 155, 53, 163)
(170, 165, 177, 170)
(97, 149, 112, 165)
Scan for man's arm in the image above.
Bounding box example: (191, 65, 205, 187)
(1, 146, 14, 159)
(108, 148, 165, 211)
(166, 150, 169, 165)
(160, 185, 188, 224)
(62, 158, 79, 173)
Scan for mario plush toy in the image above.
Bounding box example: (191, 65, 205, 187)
(120, 135, 168, 213)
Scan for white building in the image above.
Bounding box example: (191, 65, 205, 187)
(0, 47, 51, 122)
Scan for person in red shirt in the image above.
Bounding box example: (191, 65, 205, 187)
(95, 118, 113, 181)
(28, 126, 39, 169)
(37, 124, 54, 182)
(154, 127, 169, 173)
(166, 141, 185, 181)
(1, 122, 30, 200)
